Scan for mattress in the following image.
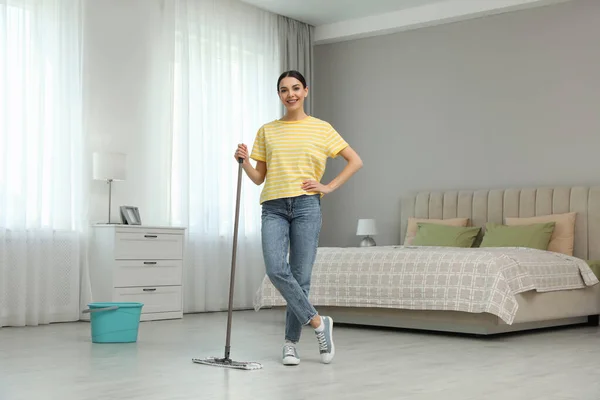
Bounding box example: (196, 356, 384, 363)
(253, 246, 599, 325)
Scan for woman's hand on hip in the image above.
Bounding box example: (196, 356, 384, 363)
(302, 180, 332, 194)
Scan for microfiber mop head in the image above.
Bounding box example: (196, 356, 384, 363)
(193, 356, 262, 371)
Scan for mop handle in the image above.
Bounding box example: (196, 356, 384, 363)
(224, 157, 244, 360)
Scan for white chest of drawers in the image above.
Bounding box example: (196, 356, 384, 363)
(88, 225, 186, 321)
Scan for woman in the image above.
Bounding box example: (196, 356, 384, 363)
(234, 70, 363, 366)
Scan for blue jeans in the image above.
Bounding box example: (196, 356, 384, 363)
(261, 194, 321, 343)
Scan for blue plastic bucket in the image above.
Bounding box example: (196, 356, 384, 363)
(83, 302, 144, 343)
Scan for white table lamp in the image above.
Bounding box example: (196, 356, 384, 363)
(357, 218, 377, 247)
(93, 152, 126, 224)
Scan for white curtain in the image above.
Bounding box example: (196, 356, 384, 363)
(161, 0, 282, 312)
(0, 0, 85, 327)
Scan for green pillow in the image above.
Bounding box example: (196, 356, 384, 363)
(412, 223, 481, 248)
(480, 222, 555, 250)
(585, 260, 600, 280)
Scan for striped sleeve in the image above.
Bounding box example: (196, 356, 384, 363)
(325, 125, 348, 158)
(250, 126, 266, 162)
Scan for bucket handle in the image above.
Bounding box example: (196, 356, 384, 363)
(82, 306, 119, 314)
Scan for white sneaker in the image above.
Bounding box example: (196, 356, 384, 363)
(282, 343, 300, 366)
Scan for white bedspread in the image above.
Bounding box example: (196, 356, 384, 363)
(253, 246, 599, 324)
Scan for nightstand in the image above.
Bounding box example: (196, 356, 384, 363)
(88, 224, 186, 321)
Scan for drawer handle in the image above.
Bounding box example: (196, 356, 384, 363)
(143, 261, 157, 265)
(143, 288, 157, 292)
(144, 235, 158, 238)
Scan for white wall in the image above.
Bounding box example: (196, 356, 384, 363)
(83, 0, 171, 226)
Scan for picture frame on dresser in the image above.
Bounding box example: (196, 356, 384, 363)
(87, 224, 186, 322)
(120, 206, 141, 225)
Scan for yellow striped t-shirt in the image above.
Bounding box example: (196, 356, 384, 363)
(250, 116, 348, 204)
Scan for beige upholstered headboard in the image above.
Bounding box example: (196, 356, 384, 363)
(400, 186, 600, 260)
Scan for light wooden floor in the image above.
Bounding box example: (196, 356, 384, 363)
(0, 309, 599, 400)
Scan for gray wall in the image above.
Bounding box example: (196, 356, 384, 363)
(313, 0, 600, 248)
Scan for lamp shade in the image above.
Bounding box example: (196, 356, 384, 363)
(93, 152, 126, 181)
(356, 219, 377, 236)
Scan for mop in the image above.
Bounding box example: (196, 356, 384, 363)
(192, 157, 263, 371)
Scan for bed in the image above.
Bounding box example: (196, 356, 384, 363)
(253, 186, 600, 335)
